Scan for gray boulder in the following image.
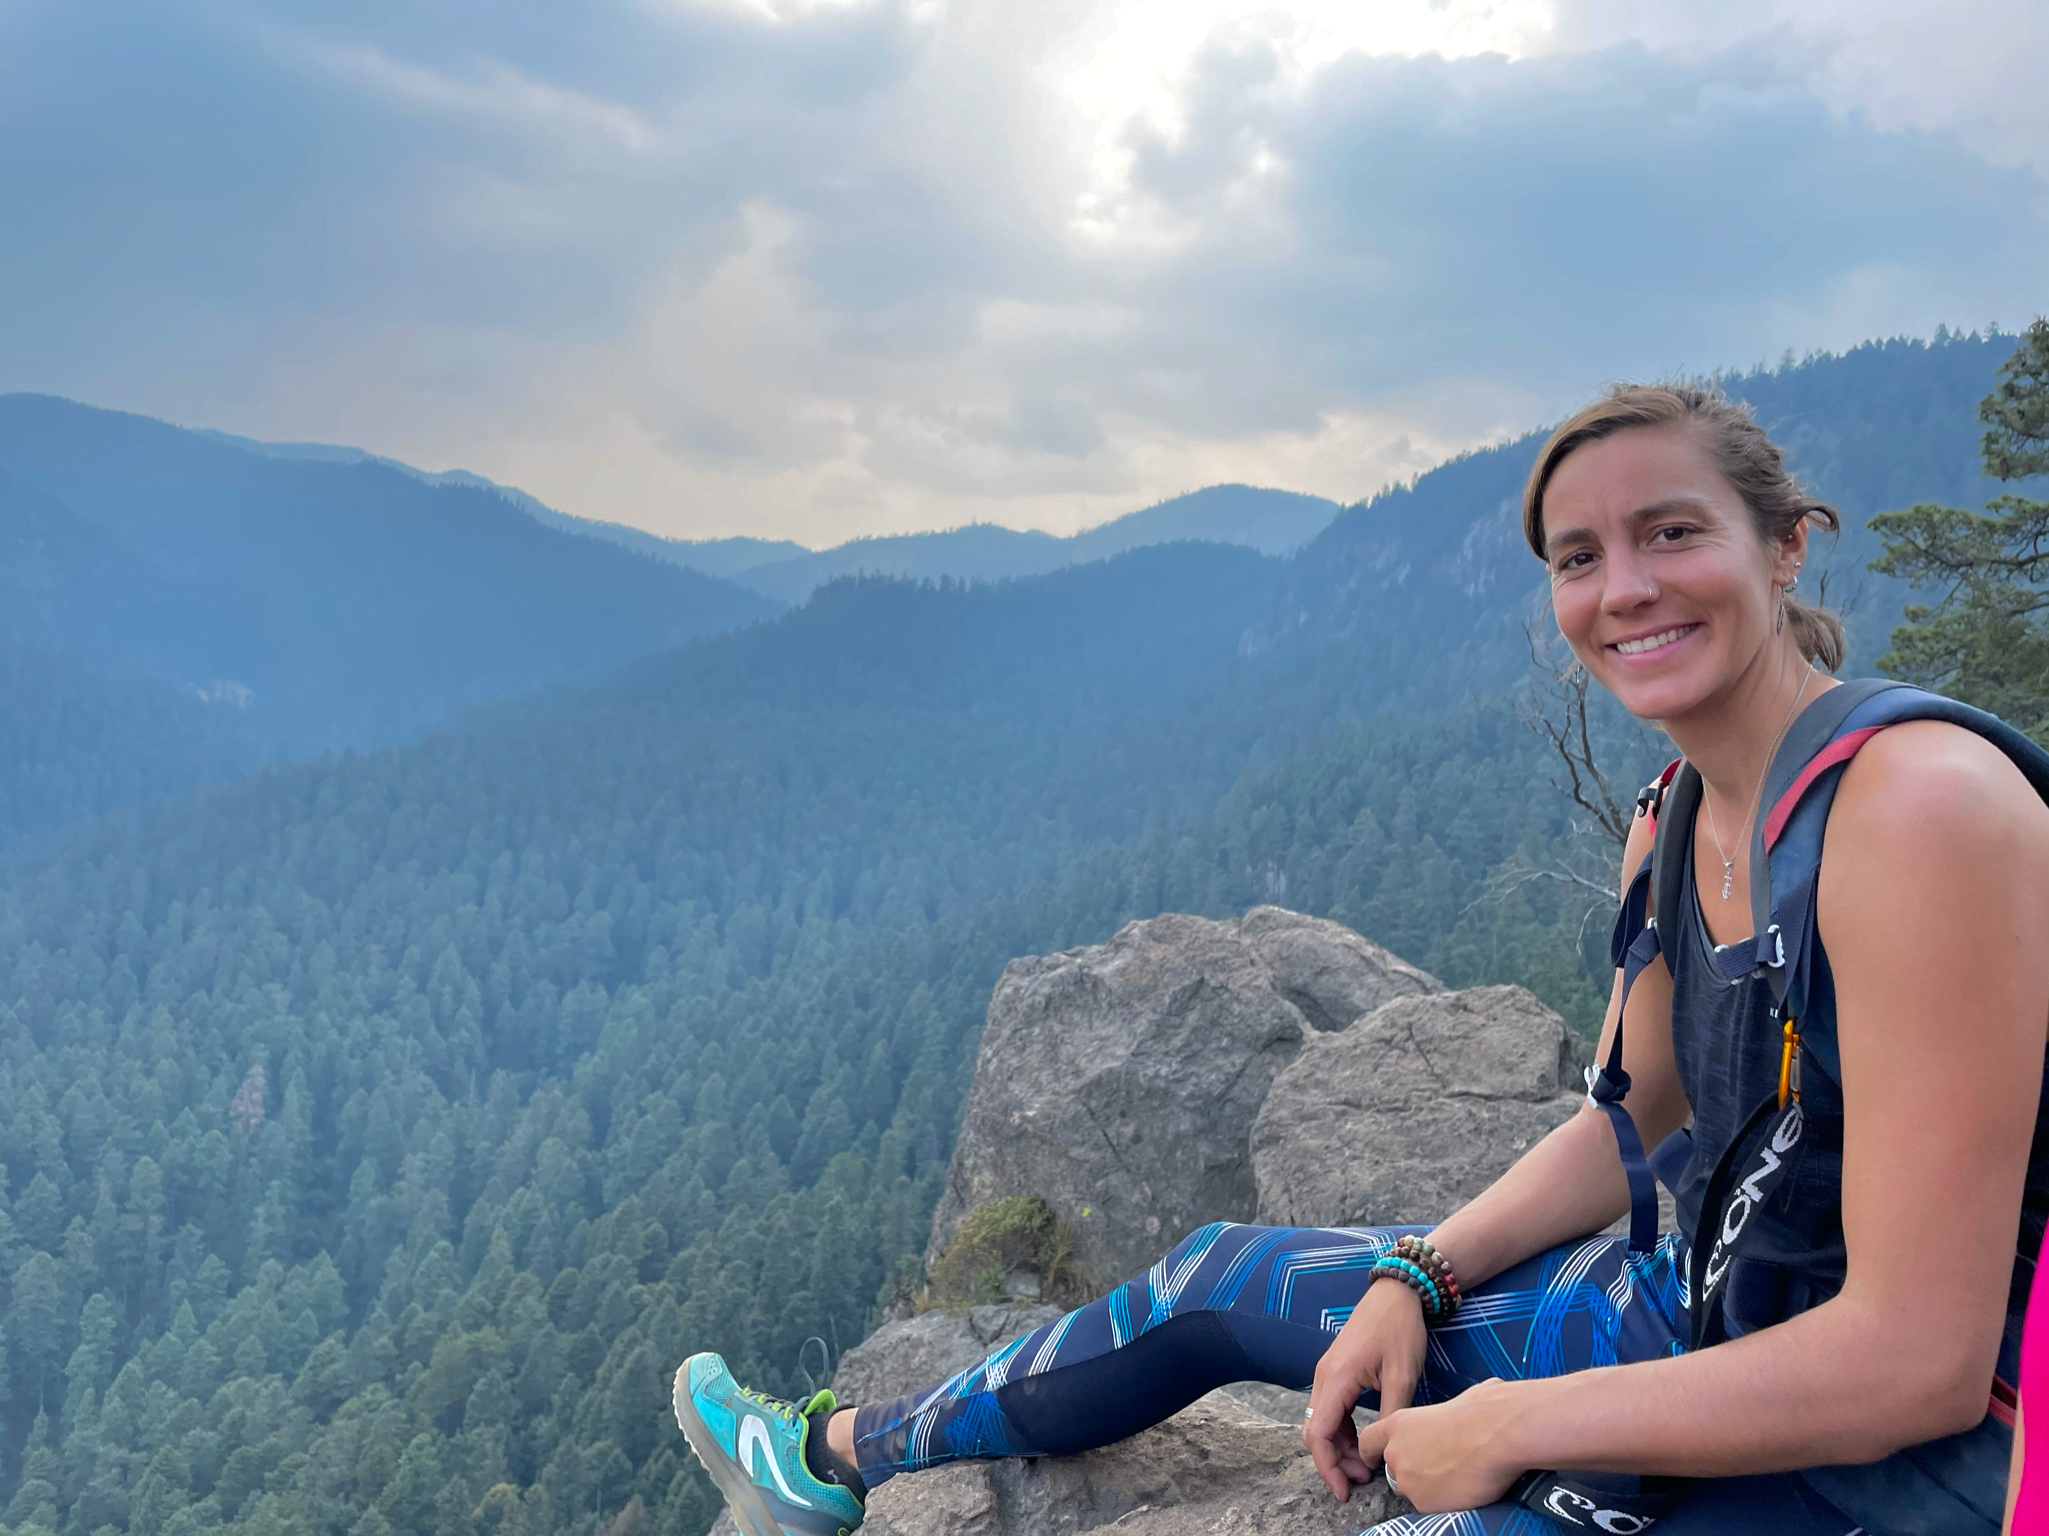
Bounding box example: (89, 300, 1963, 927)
(1252, 985, 1590, 1227)
(1237, 905, 1441, 1033)
(929, 907, 1440, 1288)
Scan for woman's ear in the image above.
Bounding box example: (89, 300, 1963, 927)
(1776, 520, 1810, 587)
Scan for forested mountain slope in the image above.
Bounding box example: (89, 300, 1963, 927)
(0, 397, 779, 848)
(0, 541, 1620, 1536)
(1248, 332, 2012, 709)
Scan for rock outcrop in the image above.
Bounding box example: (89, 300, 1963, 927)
(724, 909, 1611, 1536)
(1252, 985, 1590, 1227)
(928, 907, 1440, 1288)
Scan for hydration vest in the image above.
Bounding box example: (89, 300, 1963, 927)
(1518, 679, 2049, 1532)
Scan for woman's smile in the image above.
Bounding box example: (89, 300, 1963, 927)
(1608, 622, 1702, 659)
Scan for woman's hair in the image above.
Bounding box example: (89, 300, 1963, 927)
(1521, 382, 1846, 673)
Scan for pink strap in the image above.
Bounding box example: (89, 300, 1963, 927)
(1644, 758, 1682, 838)
(1762, 727, 1889, 852)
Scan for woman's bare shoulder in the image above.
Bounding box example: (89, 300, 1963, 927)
(1833, 717, 2047, 839)
(1826, 717, 2049, 922)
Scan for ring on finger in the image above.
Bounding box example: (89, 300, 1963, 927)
(1303, 1405, 1313, 1420)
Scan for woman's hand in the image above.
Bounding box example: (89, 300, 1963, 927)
(1303, 1277, 1428, 1499)
(1354, 1378, 1528, 1513)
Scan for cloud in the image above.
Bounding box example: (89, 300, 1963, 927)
(1542, 0, 2049, 174)
(0, 0, 2042, 543)
(1117, 39, 2040, 413)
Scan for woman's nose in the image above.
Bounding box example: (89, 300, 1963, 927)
(1601, 554, 1656, 612)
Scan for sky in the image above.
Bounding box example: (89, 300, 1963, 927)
(2, 1, 2045, 545)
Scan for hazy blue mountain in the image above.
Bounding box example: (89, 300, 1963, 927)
(1245, 332, 2014, 710)
(592, 530, 808, 578)
(728, 522, 1062, 603)
(197, 426, 815, 576)
(718, 484, 1339, 603)
(194, 428, 1334, 593)
(0, 395, 780, 844)
(1063, 483, 1341, 562)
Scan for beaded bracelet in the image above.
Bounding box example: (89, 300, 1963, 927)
(1369, 1254, 1445, 1317)
(1397, 1235, 1462, 1316)
(1371, 1235, 1462, 1321)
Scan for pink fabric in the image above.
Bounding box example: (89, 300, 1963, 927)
(1761, 726, 1887, 850)
(2019, 1254, 2049, 1531)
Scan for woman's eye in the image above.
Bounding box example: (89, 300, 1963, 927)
(1553, 550, 1594, 573)
(1652, 524, 1691, 544)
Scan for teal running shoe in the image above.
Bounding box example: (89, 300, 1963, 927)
(672, 1352, 865, 1536)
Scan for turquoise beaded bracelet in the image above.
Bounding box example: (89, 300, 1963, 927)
(1369, 1235, 1463, 1322)
(1369, 1254, 1445, 1317)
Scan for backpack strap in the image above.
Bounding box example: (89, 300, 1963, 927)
(1752, 681, 2049, 1074)
(1594, 760, 1683, 1257)
(1744, 679, 1905, 1021)
(1648, 762, 1699, 965)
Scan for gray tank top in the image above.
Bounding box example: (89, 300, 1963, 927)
(1664, 817, 1848, 1326)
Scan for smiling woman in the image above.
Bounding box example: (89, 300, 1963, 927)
(670, 380, 2049, 1536)
(1527, 386, 1846, 696)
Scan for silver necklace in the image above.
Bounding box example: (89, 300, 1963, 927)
(1702, 667, 1816, 902)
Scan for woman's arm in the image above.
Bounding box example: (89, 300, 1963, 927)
(1362, 721, 2049, 1509)
(1429, 808, 1693, 1287)
(1305, 809, 1693, 1497)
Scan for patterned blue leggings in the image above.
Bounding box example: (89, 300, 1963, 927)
(851, 1224, 1857, 1535)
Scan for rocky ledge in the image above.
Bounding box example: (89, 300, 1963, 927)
(715, 908, 1592, 1536)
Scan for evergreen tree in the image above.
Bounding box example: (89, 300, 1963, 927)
(1872, 320, 2049, 739)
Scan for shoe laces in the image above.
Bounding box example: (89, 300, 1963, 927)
(734, 1384, 836, 1425)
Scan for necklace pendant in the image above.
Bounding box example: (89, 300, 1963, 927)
(1720, 867, 1734, 901)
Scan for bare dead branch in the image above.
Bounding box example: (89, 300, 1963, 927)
(1514, 619, 1637, 852)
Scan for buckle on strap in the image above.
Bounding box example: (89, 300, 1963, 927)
(1759, 923, 1785, 973)
(1585, 1064, 1632, 1106)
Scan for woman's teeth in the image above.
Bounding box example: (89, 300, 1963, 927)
(1613, 625, 1694, 655)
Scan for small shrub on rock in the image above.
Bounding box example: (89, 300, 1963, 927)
(927, 1195, 1086, 1307)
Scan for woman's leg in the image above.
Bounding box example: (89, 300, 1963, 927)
(850, 1222, 1691, 1488)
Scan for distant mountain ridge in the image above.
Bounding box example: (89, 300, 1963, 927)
(193, 428, 816, 580)
(0, 394, 779, 847)
(199, 428, 1342, 601)
(0, 397, 1331, 853)
(0, 333, 2012, 852)
(712, 485, 1340, 603)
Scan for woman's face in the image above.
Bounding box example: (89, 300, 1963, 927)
(1541, 424, 1803, 722)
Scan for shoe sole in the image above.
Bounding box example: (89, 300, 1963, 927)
(671, 1361, 792, 1536)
